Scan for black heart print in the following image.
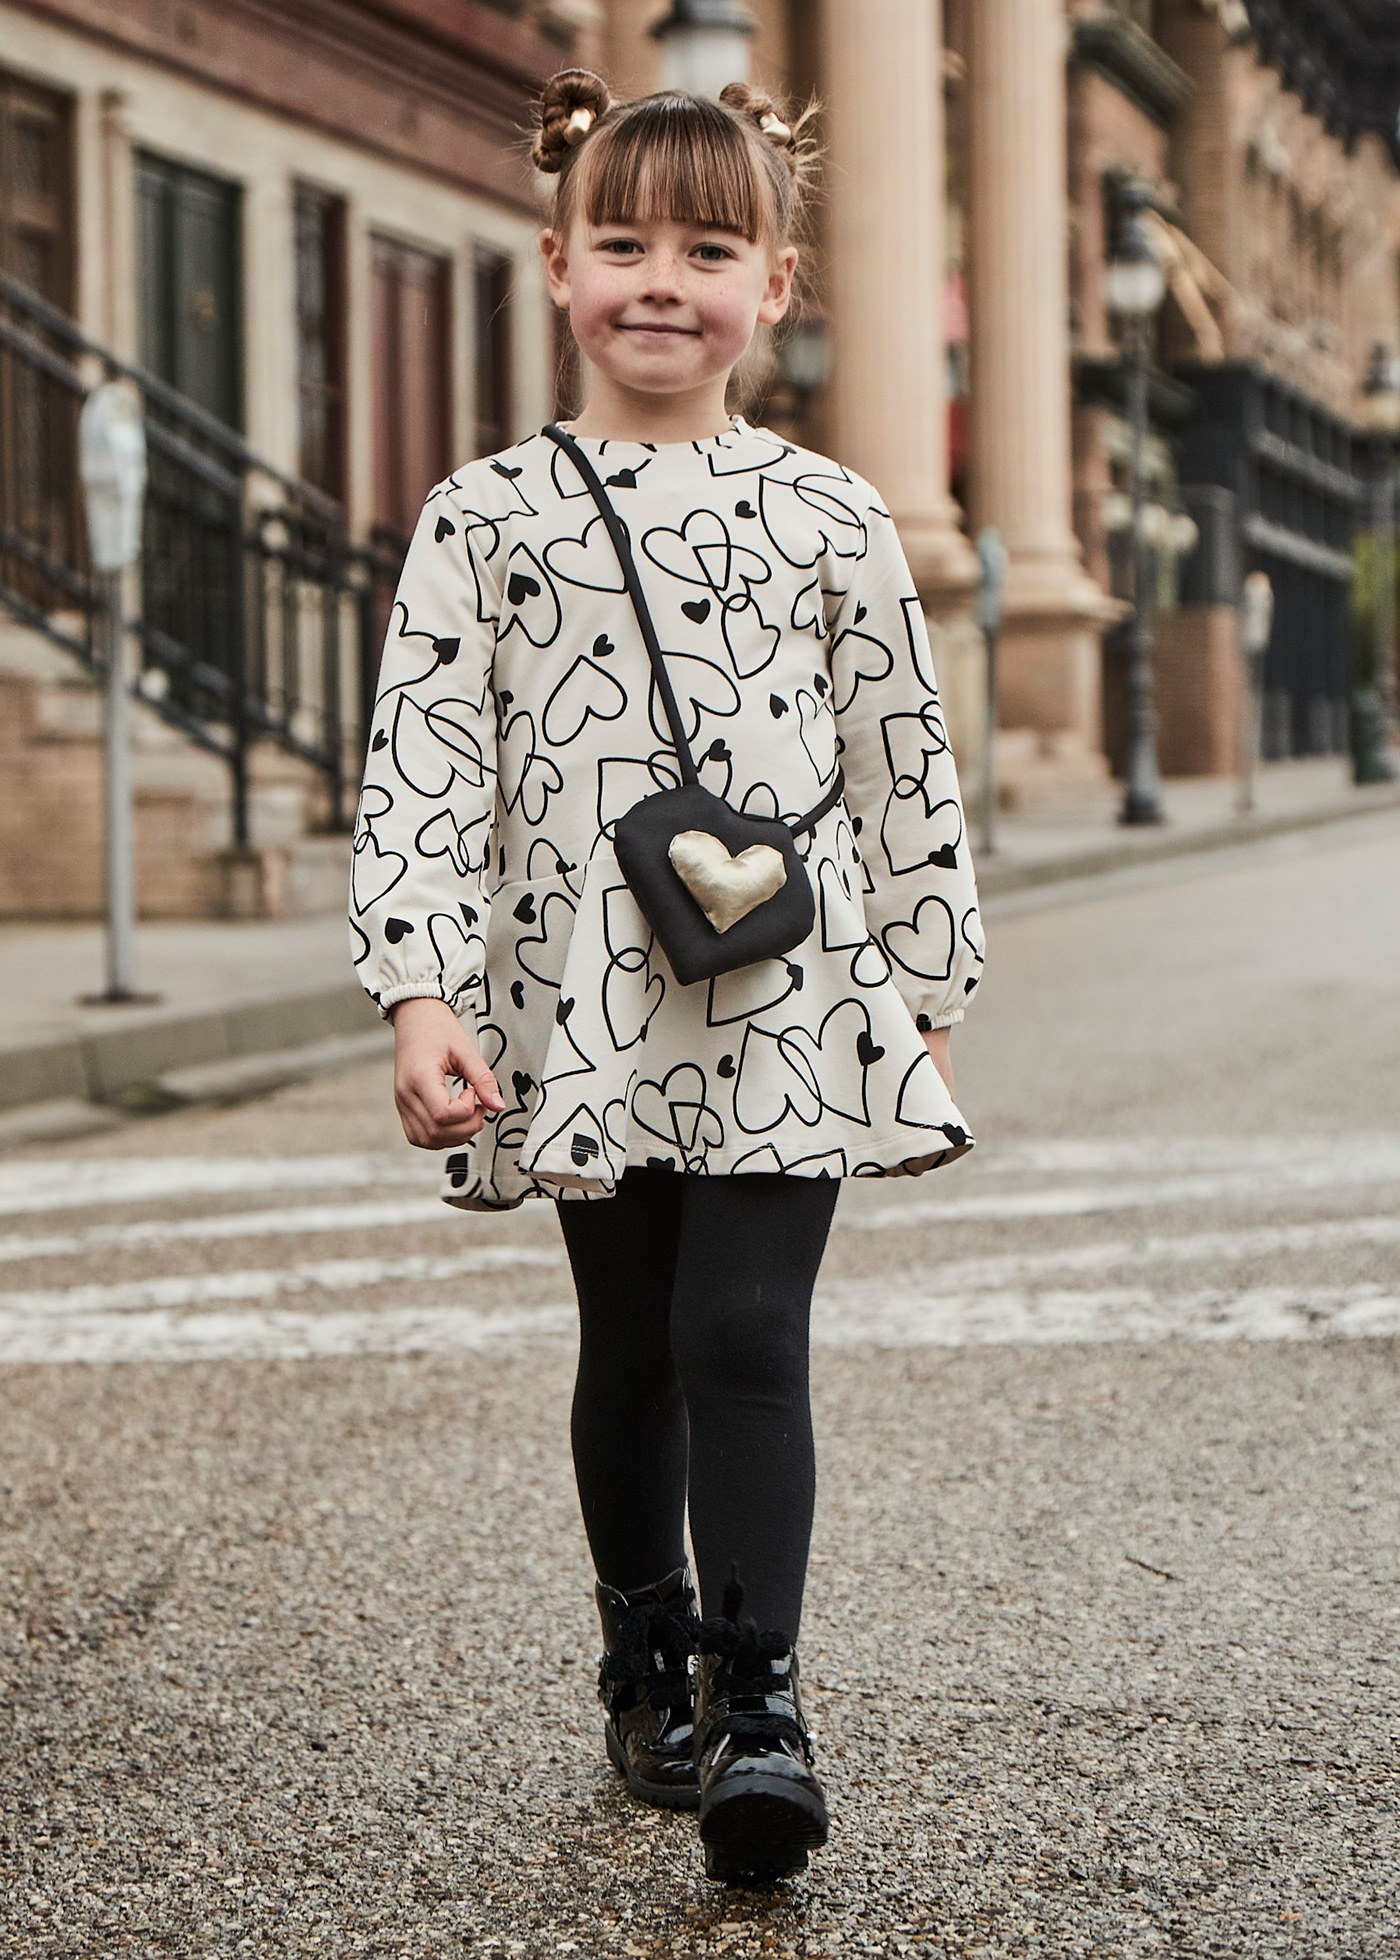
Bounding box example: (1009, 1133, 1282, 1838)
(358, 423, 983, 1210)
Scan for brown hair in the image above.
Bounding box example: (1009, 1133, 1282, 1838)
(532, 68, 818, 250)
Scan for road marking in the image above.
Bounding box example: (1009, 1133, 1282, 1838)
(0, 1244, 566, 1320)
(3, 1135, 1400, 1224)
(0, 1154, 423, 1218)
(3, 1138, 1399, 1259)
(813, 1279, 1400, 1348)
(0, 1196, 455, 1265)
(852, 1161, 1400, 1227)
(0, 1302, 577, 1367)
(1, 1281, 1395, 1366)
(1, 1134, 1395, 1364)
(3, 1213, 1396, 1317)
(847, 1213, 1400, 1291)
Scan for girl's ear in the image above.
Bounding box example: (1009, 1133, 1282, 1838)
(757, 245, 799, 329)
(540, 228, 572, 310)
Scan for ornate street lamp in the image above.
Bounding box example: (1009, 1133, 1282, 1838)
(1355, 340, 1400, 783)
(1105, 182, 1168, 825)
(650, 0, 755, 98)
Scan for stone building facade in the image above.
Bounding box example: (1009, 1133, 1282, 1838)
(595, 0, 1400, 787)
(2, 0, 1399, 917)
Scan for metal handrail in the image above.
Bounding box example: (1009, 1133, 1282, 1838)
(0, 272, 407, 840)
(0, 269, 342, 522)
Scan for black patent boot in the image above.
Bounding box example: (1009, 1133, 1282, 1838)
(595, 1564, 700, 1810)
(693, 1582, 829, 1884)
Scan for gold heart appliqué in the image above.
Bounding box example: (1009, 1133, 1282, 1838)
(667, 830, 787, 934)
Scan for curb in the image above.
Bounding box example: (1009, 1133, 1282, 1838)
(0, 981, 377, 1117)
(976, 783, 1400, 898)
(0, 786, 1396, 1129)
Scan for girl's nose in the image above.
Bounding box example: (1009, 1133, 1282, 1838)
(638, 251, 685, 299)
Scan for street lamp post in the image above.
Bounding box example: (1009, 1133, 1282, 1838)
(1356, 341, 1400, 783)
(650, 0, 755, 97)
(1106, 183, 1168, 825)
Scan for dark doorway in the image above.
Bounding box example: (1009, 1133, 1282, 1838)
(371, 232, 451, 537)
(370, 233, 451, 667)
(137, 150, 242, 429)
(136, 151, 245, 721)
(294, 183, 348, 504)
(0, 70, 78, 613)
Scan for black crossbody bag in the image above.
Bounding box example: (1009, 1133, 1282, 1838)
(543, 423, 845, 987)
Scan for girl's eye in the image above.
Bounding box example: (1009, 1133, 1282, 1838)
(695, 243, 734, 263)
(600, 238, 641, 255)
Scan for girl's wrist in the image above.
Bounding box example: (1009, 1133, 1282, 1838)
(389, 995, 459, 1029)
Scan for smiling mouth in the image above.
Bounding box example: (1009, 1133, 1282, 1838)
(619, 324, 699, 336)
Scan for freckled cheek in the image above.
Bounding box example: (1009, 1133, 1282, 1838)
(699, 299, 759, 360)
(568, 290, 621, 358)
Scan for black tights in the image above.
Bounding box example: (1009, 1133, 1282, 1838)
(555, 1166, 839, 1641)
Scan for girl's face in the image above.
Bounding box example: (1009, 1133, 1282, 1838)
(542, 214, 797, 402)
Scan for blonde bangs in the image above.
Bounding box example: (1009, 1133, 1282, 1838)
(571, 96, 774, 242)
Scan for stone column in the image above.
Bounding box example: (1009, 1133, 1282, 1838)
(820, 0, 976, 604)
(966, 0, 1114, 758)
(97, 90, 139, 363)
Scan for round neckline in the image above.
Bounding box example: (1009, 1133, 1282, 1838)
(550, 415, 754, 453)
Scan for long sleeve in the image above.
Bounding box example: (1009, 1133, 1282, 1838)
(348, 479, 500, 1022)
(826, 487, 986, 1029)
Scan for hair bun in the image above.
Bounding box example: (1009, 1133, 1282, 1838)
(719, 81, 799, 173)
(533, 68, 612, 175)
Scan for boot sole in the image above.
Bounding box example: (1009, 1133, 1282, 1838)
(604, 1719, 701, 1812)
(699, 1770, 829, 1884)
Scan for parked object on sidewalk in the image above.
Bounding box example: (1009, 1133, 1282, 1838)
(1106, 180, 1168, 828)
(79, 381, 158, 1007)
(1355, 343, 1400, 785)
(1236, 569, 1274, 816)
(976, 526, 1008, 856)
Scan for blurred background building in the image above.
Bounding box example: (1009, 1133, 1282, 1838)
(2, 0, 1399, 916)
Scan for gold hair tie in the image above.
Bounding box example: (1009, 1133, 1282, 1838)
(564, 106, 595, 144)
(758, 111, 791, 142)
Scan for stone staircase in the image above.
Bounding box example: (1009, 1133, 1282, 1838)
(0, 617, 351, 921)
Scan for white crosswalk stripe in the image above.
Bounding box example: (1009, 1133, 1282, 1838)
(0, 1136, 1395, 1365)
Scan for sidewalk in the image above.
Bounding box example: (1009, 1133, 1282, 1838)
(2, 754, 1398, 1134)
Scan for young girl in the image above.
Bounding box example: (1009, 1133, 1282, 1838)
(350, 68, 984, 1886)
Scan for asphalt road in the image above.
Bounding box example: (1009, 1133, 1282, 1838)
(2, 812, 1398, 1957)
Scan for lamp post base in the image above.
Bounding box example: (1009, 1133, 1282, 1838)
(1350, 687, 1400, 785)
(1119, 788, 1167, 826)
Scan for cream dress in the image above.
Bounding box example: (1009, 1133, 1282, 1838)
(349, 419, 986, 1210)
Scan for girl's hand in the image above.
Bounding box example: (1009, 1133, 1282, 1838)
(922, 1025, 956, 1100)
(390, 996, 505, 1150)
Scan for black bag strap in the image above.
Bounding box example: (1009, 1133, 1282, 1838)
(542, 422, 843, 836)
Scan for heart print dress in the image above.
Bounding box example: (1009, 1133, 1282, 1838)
(349, 418, 986, 1211)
